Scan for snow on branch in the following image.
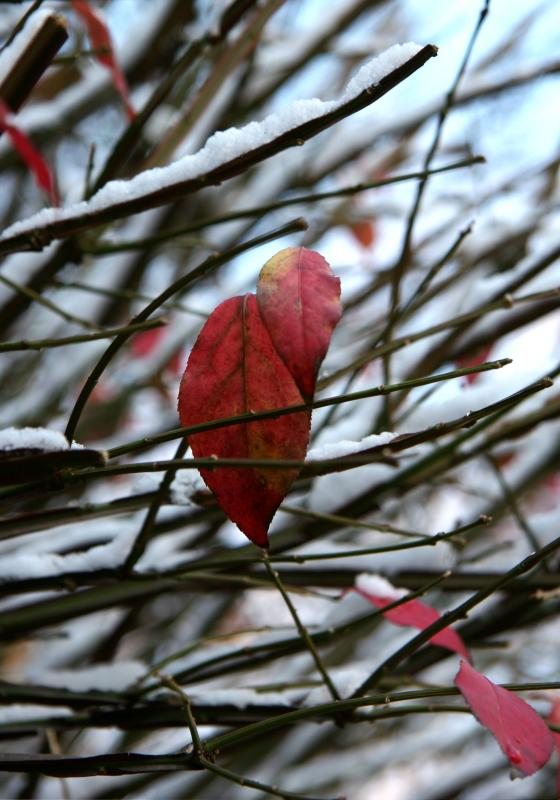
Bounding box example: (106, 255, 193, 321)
(0, 426, 69, 452)
(0, 43, 436, 255)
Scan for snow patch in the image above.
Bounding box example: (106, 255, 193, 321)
(26, 661, 146, 692)
(188, 687, 294, 709)
(355, 573, 407, 600)
(169, 468, 206, 506)
(0, 426, 68, 452)
(307, 431, 397, 461)
(0, 529, 135, 581)
(0, 704, 70, 723)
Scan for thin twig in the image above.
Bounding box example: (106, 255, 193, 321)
(0, 317, 167, 353)
(122, 438, 189, 573)
(381, 1, 490, 426)
(107, 358, 511, 458)
(0, 272, 100, 331)
(262, 551, 341, 702)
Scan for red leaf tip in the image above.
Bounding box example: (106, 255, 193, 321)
(455, 660, 554, 777)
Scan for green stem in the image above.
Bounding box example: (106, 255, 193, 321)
(204, 679, 558, 755)
(0, 272, 99, 331)
(156, 672, 203, 755)
(107, 358, 511, 458)
(323, 287, 560, 387)
(199, 756, 341, 800)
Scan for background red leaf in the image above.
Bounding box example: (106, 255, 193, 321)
(178, 294, 310, 547)
(257, 247, 341, 401)
(455, 345, 493, 385)
(455, 660, 554, 776)
(0, 101, 58, 205)
(547, 700, 560, 797)
(349, 219, 377, 248)
(354, 574, 470, 659)
(71, 0, 135, 120)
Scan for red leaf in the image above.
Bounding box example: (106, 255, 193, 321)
(257, 247, 341, 401)
(178, 294, 310, 547)
(455, 660, 554, 776)
(455, 345, 493, 384)
(547, 700, 560, 797)
(0, 101, 58, 205)
(131, 328, 182, 375)
(349, 219, 377, 248)
(131, 328, 164, 358)
(71, 0, 135, 120)
(354, 574, 470, 660)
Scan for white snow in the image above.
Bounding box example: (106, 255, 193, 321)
(0, 43, 423, 242)
(343, 44, 424, 99)
(26, 661, 146, 692)
(187, 687, 294, 708)
(0, 426, 68, 451)
(0, 529, 135, 581)
(0, 10, 60, 85)
(169, 468, 208, 506)
(307, 431, 397, 461)
(0, 704, 71, 723)
(355, 573, 407, 600)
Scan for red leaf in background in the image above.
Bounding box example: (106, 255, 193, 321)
(349, 219, 377, 248)
(0, 101, 58, 205)
(354, 574, 470, 660)
(257, 247, 341, 401)
(455, 344, 493, 385)
(131, 328, 182, 375)
(178, 294, 311, 547)
(131, 328, 164, 358)
(455, 660, 554, 776)
(547, 700, 560, 797)
(71, 0, 135, 120)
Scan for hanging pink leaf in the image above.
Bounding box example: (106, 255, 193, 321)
(257, 247, 341, 401)
(71, 0, 135, 120)
(0, 101, 58, 205)
(455, 660, 554, 776)
(354, 574, 470, 660)
(178, 294, 310, 547)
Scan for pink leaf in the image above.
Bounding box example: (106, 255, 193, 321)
(547, 700, 560, 796)
(455, 660, 554, 776)
(354, 574, 470, 660)
(0, 101, 58, 205)
(71, 0, 135, 120)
